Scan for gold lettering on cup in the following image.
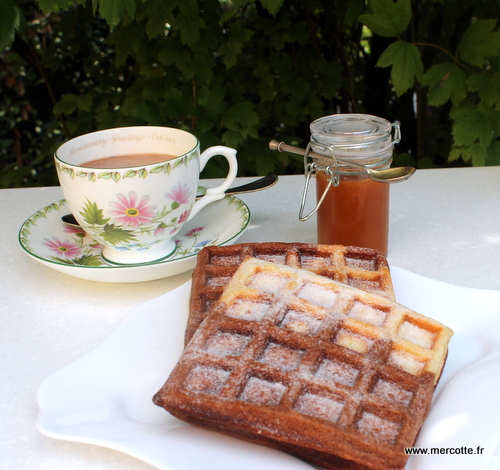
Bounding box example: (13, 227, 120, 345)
(152, 133, 176, 143)
(111, 134, 146, 145)
(69, 139, 107, 156)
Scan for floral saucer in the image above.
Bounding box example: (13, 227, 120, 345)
(18, 194, 250, 283)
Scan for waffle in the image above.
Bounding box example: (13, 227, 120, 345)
(154, 258, 453, 470)
(186, 242, 395, 346)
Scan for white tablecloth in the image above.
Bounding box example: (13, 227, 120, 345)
(1, 168, 500, 469)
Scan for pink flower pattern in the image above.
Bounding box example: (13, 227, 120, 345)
(166, 182, 191, 205)
(108, 191, 157, 228)
(185, 227, 204, 237)
(178, 210, 190, 224)
(154, 222, 167, 236)
(43, 237, 81, 258)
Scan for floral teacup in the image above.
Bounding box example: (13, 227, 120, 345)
(55, 126, 238, 264)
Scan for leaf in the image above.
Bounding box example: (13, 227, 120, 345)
(422, 63, 467, 106)
(157, 42, 190, 67)
(217, 22, 254, 69)
(73, 254, 105, 266)
(458, 19, 500, 67)
(37, 0, 86, 14)
(127, 98, 163, 124)
(467, 73, 500, 110)
(359, 0, 412, 38)
(54, 93, 93, 115)
(221, 101, 259, 132)
(101, 223, 138, 245)
(44, 203, 59, 214)
(198, 86, 226, 115)
(124, 170, 137, 178)
(377, 41, 423, 96)
(259, 0, 284, 16)
(448, 146, 463, 162)
(175, 13, 206, 46)
(79, 200, 110, 226)
(450, 103, 493, 148)
(183, 49, 215, 82)
(476, 102, 500, 136)
(218, 41, 243, 70)
(145, 2, 174, 39)
(487, 140, 500, 165)
(222, 129, 245, 149)
(0, 0, 21, 49)
(228, 21, 254, 43)
(459, 142, 488, 166)
(96, 0, 136, 30)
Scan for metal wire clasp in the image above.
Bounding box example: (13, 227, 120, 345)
(298, 142, 340, 222)
(392, 122, 401, 144)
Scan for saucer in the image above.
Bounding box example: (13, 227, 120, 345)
(18, 194, 250, 283)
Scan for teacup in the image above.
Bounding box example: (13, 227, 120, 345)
(55, 126, 238, 265)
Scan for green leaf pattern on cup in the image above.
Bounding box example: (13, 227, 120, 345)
(55, 152, 195, 183)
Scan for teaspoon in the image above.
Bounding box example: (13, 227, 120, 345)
(269, 140, 415, 183)
(61, 174, 279, 227)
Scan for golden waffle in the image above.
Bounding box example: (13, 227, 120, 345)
(154, 258, 453, 470)
(186, 242, 395, 345)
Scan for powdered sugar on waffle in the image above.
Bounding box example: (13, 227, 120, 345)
(186, 243, 397, 346)
(218, 257, 453, 381)
(154, 256, 454, 470)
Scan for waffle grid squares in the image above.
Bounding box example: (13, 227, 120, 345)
(186, 242, 395, 346)
(217, 259, 450, 380)
(163, 307, 435, 467)
(156, 257, 453, 470)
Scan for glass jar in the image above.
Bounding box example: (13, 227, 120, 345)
(303, 114, 400, 256)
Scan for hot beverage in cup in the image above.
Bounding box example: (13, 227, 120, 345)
(80, 153, 178, 169)
(55, 126, 238, 265)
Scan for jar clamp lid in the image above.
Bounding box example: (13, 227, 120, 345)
(310, 114, 400, 157)
(299, 114, 401, 221)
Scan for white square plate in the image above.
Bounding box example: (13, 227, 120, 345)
(37, 267, 500, 470)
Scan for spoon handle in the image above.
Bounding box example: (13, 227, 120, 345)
(269, 140, 415, 183)
(269, 140, 330, 162)
(269, 140, 363, 168)
(210, 173, 278, 198)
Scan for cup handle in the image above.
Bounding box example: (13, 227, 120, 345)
(187, 145, 238, 221)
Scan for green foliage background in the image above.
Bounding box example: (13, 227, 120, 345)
(1, 0, 500, 188)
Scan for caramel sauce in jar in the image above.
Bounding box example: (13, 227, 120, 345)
(315, 170, 390, 255)
(308, 114, 400, 256)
